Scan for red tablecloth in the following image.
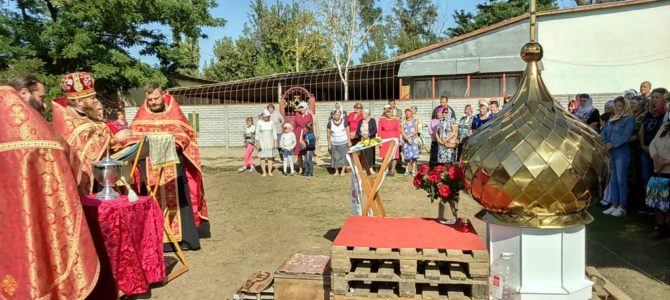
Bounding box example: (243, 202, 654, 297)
(82, 194, 165, 296)
(333, 216, 486, 250)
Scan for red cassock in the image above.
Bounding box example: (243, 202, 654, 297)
(0, 86, 99, 299)
(51, 102, 117, 195)
(126, 94, 208, 229)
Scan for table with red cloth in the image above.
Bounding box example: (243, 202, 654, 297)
(81, 194, 165, 296)
(333, 216, 486, 250)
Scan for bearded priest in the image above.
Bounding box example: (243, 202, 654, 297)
(0, 86, 99, 299)
(51, 72, 124, 195)
(126, 82, 209, 251)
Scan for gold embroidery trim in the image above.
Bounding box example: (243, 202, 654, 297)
(1, 275, 17, 296)
(0, 140, 64, 153)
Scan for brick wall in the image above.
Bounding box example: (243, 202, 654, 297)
(125, 93, 619, 147)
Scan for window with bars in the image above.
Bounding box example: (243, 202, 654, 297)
(408, 73, 521, 99)
(412, 79, 432, 99)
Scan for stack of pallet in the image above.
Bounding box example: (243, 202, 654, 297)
(331, 245, 489, 299)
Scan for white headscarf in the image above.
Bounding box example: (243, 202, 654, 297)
(573, 94, 595, 123)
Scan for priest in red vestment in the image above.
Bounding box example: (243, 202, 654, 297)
(0, 86, 99, 299)
(51, 72, 121, 195)
(126, 82, 209, 250)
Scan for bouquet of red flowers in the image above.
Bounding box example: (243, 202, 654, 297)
(413, 164, 463, 217)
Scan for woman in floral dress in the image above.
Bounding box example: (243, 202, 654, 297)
(435, 107, 459, 166)
(401, 108, 419, 176)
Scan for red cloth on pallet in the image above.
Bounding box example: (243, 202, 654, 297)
(333, 216, 486, 250)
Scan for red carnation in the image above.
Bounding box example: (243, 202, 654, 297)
(417, 165, 430, 176)
(413, 176, 423, 188)
(428, 171, 441, 184)
(433, 165, 446, 174)
(448, 166, 462, 180)
(438, 184, 452, 199)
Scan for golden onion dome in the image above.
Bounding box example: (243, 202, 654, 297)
(460, 3, 610, 228)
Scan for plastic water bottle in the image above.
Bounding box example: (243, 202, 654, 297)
(489, 252, 520, 300)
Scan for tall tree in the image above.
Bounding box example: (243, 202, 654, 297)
(203, 0, 330, 82)
(359, 0, 388, 63)
(390, 0, 440, 55)
(308, 0, 382, 101)
(0, 0, 224, 101)
(446, 0, 558, 38)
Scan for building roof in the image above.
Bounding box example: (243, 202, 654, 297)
(394, 0, 661, 61)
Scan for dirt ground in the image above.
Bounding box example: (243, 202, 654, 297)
(146, 148, 670, 300)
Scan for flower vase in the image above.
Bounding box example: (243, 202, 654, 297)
(438, 200, 458, 225)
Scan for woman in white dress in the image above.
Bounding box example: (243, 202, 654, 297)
(255, 110, 277, 177)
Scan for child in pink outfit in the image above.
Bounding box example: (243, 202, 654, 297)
(239, 117, 256, 172)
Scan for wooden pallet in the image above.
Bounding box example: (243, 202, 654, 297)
(331, 246, 488, 299)
(587, 267, 632, 300)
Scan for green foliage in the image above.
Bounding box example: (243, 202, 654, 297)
(390, 0, 440, 55)
(446, 0, 558, 38)
(0, 0, 224, 101)
(359, 0, 388, 63)
(203, 0, 330, 82)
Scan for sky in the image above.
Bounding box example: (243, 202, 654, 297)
(133, 0, 577, 70)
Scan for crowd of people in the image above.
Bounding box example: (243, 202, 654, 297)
(2, 73, 210, 298)
(242, 81, 670, 238)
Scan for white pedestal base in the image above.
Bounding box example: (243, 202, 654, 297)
(488, 224, 592, 300)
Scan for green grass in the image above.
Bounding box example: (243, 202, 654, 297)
(586, 206, 670, 284)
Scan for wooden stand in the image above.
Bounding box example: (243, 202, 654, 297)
(349, 139, 398, 217)
(129, 138, 190, 283)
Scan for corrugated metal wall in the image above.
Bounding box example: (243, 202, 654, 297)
(125, 93, 618, 148)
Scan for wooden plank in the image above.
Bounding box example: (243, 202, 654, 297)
(422, 249, 440, 258)
(446, 285, 468, 300)
(378, 260, 396, 279)
(378, 285, 396, 297)
(586, 266, 632, 300)
(399, 281, 416, 298)
(353, 260, 372, 279)
(351, 283, 371, 297)
(446, 249, 468, 261)
(400, 259, 417, 278)
(421, 285, 440, 299)
(467, 262, 489, 279)
(331, 258, 352, 273)
(331, 273, 349, 295)
(449, 262, 467, 281)
(471, 283, 488, 299)
(352, 247, 371, 255)
(425, 262, 441, 281)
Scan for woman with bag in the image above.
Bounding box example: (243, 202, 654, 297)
(646, 121, 670, 238)
(355, 109, 377, 174)
(435, 107, 459, 167)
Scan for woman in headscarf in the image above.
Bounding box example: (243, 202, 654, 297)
(355, 109, 377, 174)
(256, 109, 277, 177)
(604, 100, 615, 115)
(601, 96, 636, 217)
(573, 93, 600, 131)
(646, 120, 670, 238)
(293, 101, 315, 175)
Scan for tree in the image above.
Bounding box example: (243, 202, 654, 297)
(0, 0, 224, 103)
(390, 0, 440, 55)
(359, 0, 388, 63)
(203, 0, 330, 82)
(307, 0, 382, 101)
(446, 0, 558, 38)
